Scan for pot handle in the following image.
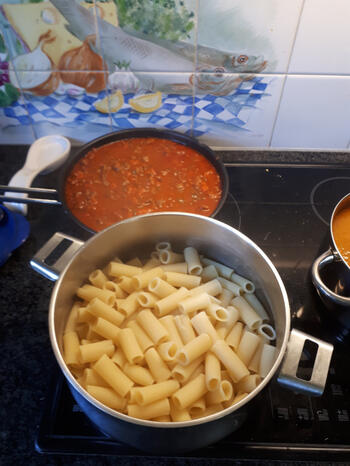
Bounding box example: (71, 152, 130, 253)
(277, 329, 333, 396)
(30, 232, 84, 281)
(311, 248, 350, 305)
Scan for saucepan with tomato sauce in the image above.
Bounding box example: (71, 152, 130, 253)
(59, 129, 229, 233)
(312, 192, 350, 327)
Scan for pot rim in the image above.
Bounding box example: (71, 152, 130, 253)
(330, 192, 350, 271)
(58, 128, 229, 234)
(49, 212, 290, 429)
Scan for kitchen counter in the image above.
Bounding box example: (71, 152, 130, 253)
(1, 144, 350, 466)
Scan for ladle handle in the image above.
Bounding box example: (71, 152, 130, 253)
(311, 249, 350, 305)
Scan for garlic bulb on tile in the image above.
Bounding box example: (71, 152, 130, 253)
(108, 66, 139, 93)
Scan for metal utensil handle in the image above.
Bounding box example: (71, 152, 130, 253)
(30, 232, 84, 281)
(277, 329, 333, 396)
(311, 249, 350, 305)
(0, 196, 62, 205)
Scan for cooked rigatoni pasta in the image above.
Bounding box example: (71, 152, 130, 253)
(91, 317, 120, 343)
(103, 281, 126, 298)
(189, 279, 222, 298)
(159, 262, 188, 273)
(159, 315, 183, 349)
(201, 265, 219, 283)
(137, 309, 169, 345)
(148, 277, 176, 298)
(118, 328, 144, 364)
(126, 257, 143, 267)
(63, 331, 80, 366)
(231, 272, 255, 294)
(123, 363, 154, 386)
(164, 271, 201, 289)
(201, 257, 234, 279)
(217, 277, 242, 297)
(64, 303, 79, 333)
(76, 285, 115, 306)
(172, 356, 203, 384)
(127, 320, 154, 352)
(132, 267, 164, 290)
(107, 262, 142, 278)
(177, 334, 212, 366)
(87, 385, 126, 411)
(155, 241, 171, 252)
(89, 269, 108, 288)
(205, 352, 221, 391)
(231, 296, 262, 330)
(82, 367, 109, 388)
(225, 321, 244, 351)
(154, 287, 189, 317)
(144, 347, 172, 382)
(215, 305, 239, 339)
(184, 246, 203, 276)
(80, 339, 115, 364)
(243, 293, 270, 322)
(159, 250, 184, 265)
(258, 323, 276, 341)
(174, 314, 196, 344)
(62, 242, 276, 423)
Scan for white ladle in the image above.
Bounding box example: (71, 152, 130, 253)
(5, 135, 71, 215)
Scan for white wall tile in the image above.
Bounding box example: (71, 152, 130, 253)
(289, 0, 350, 74)
(197, 0, 303, 74)
(271, 75, 350, 149)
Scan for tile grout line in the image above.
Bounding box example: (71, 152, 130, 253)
(8, 58, 37, 141)
(285, 0, 306, 75)
(268, 0, 306, 148)
(92, 0, 113, 131)
(9, 70, 350, 78)
(190, 0, 200, 138)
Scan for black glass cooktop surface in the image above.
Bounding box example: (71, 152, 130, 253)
(35, 162, 350, 461)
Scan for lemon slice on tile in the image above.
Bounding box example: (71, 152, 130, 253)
(94, 90, 124, 114)
(129, 91, 162, 113)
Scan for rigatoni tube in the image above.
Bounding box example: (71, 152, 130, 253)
(176, 333, 212, 366)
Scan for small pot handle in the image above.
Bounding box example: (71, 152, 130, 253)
(277, 329, 333, 396)
(311, 248, 350, 305)
(30, 232, 84, 281)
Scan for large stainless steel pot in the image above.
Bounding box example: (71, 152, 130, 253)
(31, 213, 333, 454)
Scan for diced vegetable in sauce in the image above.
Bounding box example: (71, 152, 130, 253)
(65, 137, 222, 232)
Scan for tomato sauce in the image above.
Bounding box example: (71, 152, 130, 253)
(64, 137, 223, 232)
(332, 205, 350, 266)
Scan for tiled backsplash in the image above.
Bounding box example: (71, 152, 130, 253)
(0, 0, 349, 150)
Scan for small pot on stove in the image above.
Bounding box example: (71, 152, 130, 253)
(312, 192, 350, 328)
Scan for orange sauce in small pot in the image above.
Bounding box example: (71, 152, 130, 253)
(64, 137, 223, 232)
(332, 204, 350, 266)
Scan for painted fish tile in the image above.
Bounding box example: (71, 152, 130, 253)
(93, 0, 197, 73)
(197, 0, 303, 75)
